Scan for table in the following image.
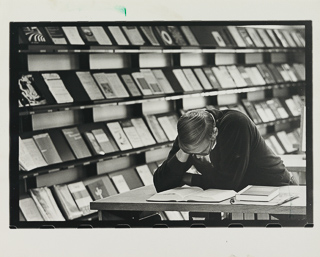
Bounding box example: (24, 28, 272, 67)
(90, 185, 306, 221)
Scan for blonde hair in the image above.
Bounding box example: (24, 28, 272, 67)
(177, 110, 215, 152)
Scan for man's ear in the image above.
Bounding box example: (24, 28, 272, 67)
(214, 127, 218, 136)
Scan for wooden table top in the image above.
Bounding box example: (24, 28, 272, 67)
(91, 185, 307, 215)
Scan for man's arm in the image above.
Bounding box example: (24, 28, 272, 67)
(153, 138, 193, 192)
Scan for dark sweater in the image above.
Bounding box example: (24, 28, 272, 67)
(153, 109, 291, 192)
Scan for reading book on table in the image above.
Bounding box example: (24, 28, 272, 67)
(235, 185, 279, 202)
(147, 186, 236, 203)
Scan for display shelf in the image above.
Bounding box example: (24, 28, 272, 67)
(256, 116, 301, 128)
(18, 81, 305, 116)
(19, 142, 173, 179)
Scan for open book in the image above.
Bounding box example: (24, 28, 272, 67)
(147, 186, 236, 203)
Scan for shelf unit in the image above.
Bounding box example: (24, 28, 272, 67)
(11, 21, 307, 224)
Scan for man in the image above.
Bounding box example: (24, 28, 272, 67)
(153, 108, 296, 193)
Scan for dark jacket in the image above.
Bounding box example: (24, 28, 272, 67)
(153, 109, 291, 192)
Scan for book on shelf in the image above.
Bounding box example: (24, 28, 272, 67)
(83, 175, 118, 197)
(21, 26, 47, 44)
(79, 26, 98, 44)
(266, 29, 281, 47)
(235, 185, 279, 202)
(290, 31, 304, 47)
(273, 29, 289, 48)
(281, 30, 297, 48)
(172, 69, 194, 92)
(61, 127, 92, 159)
(120, 119, 144, 148)
(226, 65, 247, 88)
(140, 26, 160, 46)
(276, 131, 296, 153)
(154, 26, 175, 46)
(120, 74, 142, 97)
(182, 68, 203, 91)
(236, 66, 254, 86)
(246, 27, 265, 47)
(286, 131, 299, 151)
(243, 67, 260, 86)
(232, 193, 298, 206)
(140, 69, 165, 94)
(284, 98, 301, 117)
(120, 26, 145, 45)
(67, 181, 97, 216)
(236, 27, 255, 47)
(256, 28, 274, 47)
(292, 63, 305, 81)
(226, 26, 247, 47)
(107, 26, 129, 45)
(241, 99, 263, 124)
(91, 128, 117, 154)
(264, 137, 279, 155)
(275, 64, 291, 82)
(281, 64, 298, 82)
(292, 95, 304, 112)
(256, 64, 276, 84)
(86, 179, 110, 200)
(147, 186, 236, 202)
(163, 211, 185, 221)
(157, 115, 178, 141)
(45, 27, 68, 45)
(19, 196, 44, 221)
(89, 26, 112, 45)
(135, 164, 154, 186)
(188, 26, 220, 47)
(259, 101, 277, 121)
(92, 72, 117, 99)
(131, 72, 153, 96)
(106, 121, 133, 151)
(61, 26, 85, 45)
(33, 133, 62, 165)
(219, 26, 239, 47)
(167, 26, 188, 46)
(131, 118, 156, 146)
(109, 174, 131, 193)
(253, 102, 270, 123)
(41, 73, 74, 103)
(250, 66, 267, 85)
(202, 67, 222, 89)
(167, 113, 179, 131)
(211, 66, 237, 89)
(144, 115, 169, 143)
(104, 73, 130, 98)
(294, 30, 305, 47)
(30, 187, 65, 221)
(180, 26, 199, 46)
(266, 64, 285, 83)
(193, 68, 214, 90)
(151, 69, 175, 94)
(75, 71, 105, 101)
(210, 30, 227, 47)
(83, 131, 105, 155)
(268, 135, 286, 155)
(271, 98, 290, 119)
(52, 184, 83, 220)
(289, 64, 303, 81)
(19, 137, 48, 171)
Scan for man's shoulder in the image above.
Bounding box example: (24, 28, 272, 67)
(219, 110, 253, 130)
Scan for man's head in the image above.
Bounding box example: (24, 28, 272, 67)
(177, 109, 218, 155)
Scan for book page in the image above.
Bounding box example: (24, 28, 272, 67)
(147, 186, 203, 202)
(184, 189, 236, 202)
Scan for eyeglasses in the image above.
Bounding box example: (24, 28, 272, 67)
(184, 135, 217, 156)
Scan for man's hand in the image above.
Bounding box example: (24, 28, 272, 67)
(176, 149, 189, 163)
